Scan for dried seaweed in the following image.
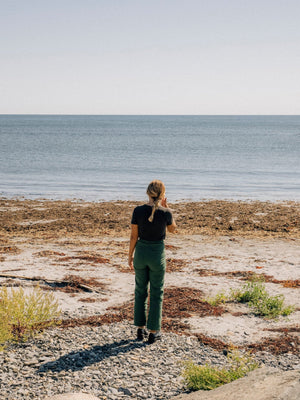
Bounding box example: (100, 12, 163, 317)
(1, 199, 299, 238)
(0, 246, 21, 254)
(59, 286, 225, 334)
(195, 268, 300, 288)
(247, 335, 300, 355)
(60, 254, 110, 264)
(195, 333, 229, 351)
(166, 258, 187, 272)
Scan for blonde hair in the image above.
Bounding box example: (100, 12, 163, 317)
(147, 180, 166, 222)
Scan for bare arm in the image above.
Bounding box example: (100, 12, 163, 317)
(161, 197, 177, 233)
(128, 224, 138, 269)
(167, 219, 177, 233)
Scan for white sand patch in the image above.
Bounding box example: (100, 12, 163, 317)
(0, 234, 299, 345)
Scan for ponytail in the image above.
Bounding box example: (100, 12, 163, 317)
(148, 198, 159, 222)
(146, 180, 166, 223)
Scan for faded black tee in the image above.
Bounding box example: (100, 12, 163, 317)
(131, 204, 173, 241)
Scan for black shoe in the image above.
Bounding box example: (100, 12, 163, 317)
(137, 328, 148, 341)
(148, 332, 161, 344)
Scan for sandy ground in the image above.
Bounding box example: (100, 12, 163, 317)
(0, 199, 299, 353)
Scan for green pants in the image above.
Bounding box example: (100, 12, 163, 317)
(133, 239, 166, 331)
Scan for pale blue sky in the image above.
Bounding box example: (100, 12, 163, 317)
(1, 0, 299, 114)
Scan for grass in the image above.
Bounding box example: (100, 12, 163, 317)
(207, 291, 228, 306)
(182, 350, 259, 391)
(0, 285, 61, 348)
(207, 276, 294, 318)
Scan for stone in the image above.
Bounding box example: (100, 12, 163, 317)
(171, 367, 300, 400)
(44, 393, 100, 400)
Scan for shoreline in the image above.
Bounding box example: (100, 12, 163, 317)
(1, 198, 300, 238)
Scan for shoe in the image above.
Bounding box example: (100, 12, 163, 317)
(148, 332, 162, 344)
(137, 328, 148, 341)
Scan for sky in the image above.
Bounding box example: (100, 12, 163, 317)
(0, 0, 299, 115)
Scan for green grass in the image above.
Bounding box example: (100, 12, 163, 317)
(182, 350, 259, 391)
(207, 276, 294, 318)
(207, 291, 228, 306)
(0, 285, 61, 348)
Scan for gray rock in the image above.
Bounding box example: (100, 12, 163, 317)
(1, 321, 299, 400)
(171, 367, 300, 400)
(44, 394, 100, 400)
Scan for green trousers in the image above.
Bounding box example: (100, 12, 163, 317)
(133, 239, 166, 331)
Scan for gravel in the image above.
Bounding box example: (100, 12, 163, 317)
(0, 321, 299, 400)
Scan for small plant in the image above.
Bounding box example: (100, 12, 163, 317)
(182, 350, 259, 391)
(207, 276, 294, 319)
(0, 285, 61, 347)
(231, 279, 294, 318)
(207, 291, 228, 306)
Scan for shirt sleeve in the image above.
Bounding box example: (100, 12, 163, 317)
(131, 207, 138, 224)
(166, 210, 173, 225)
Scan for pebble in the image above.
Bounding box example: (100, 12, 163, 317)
(0, 320, 299, 400)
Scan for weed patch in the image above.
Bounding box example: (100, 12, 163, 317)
(182, 350, 259, 391)
(208, 277, 295, 318)
(0, 286, 60, 346)
(232, 279, 295, 318)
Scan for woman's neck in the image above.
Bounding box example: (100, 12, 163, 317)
(147, 198, 159, 206)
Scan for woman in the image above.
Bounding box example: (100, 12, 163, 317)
(128, 180, 176, 344)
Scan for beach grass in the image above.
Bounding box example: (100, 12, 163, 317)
(207, 276, 295, 318)
(182, 349, 259, 391)
(0, 286, 61, 348)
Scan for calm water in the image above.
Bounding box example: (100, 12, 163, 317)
(0, 115, 299, 202)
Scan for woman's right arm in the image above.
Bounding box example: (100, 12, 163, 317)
(162, 198, 177, 233)
(167, 219, 177, 233)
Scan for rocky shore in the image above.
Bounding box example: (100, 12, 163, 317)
(1, 321, 299, 400)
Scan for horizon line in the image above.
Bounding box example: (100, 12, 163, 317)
(1, 113, 300, 117)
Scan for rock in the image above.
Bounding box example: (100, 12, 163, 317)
(2, 322, 299, 399)
(171, 367, 300, 400)
(44, 393, 100, 400)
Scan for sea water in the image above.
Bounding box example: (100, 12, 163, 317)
(0, 115, 299, 202)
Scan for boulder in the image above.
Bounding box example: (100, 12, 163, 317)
(172, 367, 300, 400)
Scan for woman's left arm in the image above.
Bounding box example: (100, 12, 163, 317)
(128, 224, 138, 269)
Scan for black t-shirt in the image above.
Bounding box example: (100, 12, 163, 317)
(131, 204, 173, 241)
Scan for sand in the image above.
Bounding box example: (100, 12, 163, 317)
(0, 198, 299, 354)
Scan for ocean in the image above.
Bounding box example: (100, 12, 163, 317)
(0, 115, 299, 202)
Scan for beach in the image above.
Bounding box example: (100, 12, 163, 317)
(1, 198, 299, 341)
(0, 199, 299, 398)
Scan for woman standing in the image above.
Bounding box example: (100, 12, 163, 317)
(128, 180, 176, 344)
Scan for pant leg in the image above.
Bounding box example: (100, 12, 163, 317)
(147, 244, 166, 331)
(133, 242, 149, 327)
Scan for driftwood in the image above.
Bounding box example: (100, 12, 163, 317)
(0, 274, 105, 294)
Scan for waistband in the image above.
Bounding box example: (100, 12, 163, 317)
(138, 239, 164, 245)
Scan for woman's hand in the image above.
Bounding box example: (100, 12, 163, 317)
(128, 255, 134, 269)
(161, 197, 168, 208)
